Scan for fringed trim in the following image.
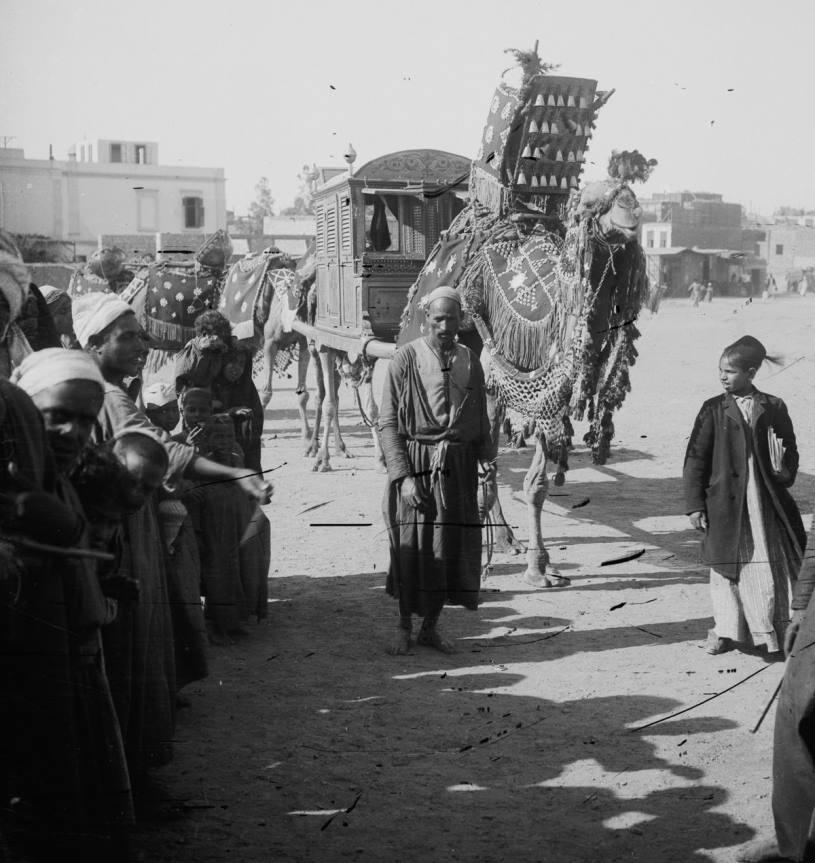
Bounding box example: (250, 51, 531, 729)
(482, 281, 562, 372)
(146, 317, 195, 348)
(470, 165, 505, 215)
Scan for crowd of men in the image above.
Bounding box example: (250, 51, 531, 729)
(0, 231, 272, 860)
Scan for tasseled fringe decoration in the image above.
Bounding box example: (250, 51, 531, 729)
(482, 281, 563, 371)
(470, 166, 505, 215)
(146, 317, 195, 348)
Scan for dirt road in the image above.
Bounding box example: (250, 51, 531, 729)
(138, 295, 815, 863)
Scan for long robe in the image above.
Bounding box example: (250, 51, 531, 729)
(94, 383, 196, 777)
(684, 390, 805, 648)
(379, 338, 496, 618)
(0, 384, 133, 855)
(158, 495, 209, 691)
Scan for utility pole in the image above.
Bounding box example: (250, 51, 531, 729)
(0, 136, 16, 148)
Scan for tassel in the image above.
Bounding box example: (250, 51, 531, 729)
(535, 94, 545, 106)
(531, 175, 539, 188)
(547, 94, 556, 106)
(529, 119, 539, 133)
(556, 95, 565, 107)
(567, 94, 576, 107)
(540, 120, 550, 133)
(521, 144, 533, 158)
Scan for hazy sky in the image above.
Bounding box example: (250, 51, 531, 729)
(2, 0, 812, 217)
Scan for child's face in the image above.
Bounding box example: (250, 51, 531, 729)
(117, 449, 167, 511)
(182, 393, 213, 429)
(207, 427, 233, 460)
(719, 358, 755, 396)
(223, 353, 246, 383)
(146, 403, 180, 432)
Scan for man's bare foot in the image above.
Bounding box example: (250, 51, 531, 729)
(417, 627, 456, 654)
(386, 626, 412, 656)
(736, 837, 790, 862)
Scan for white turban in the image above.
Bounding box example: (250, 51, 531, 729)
(142, 380, 176, 408)
(424, 285, 461, 307)
(38, 284, 64, 303)
(12, 347, 106, 397)
(72, 292, 134, 348)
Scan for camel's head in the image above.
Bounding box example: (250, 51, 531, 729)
(596, 184, 643, 243)
(570, 150, 656, 245)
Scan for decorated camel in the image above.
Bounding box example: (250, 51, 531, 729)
(69, 231, 233, 383)
(397, 49, 659, 587)
(218, 244, 370, 467)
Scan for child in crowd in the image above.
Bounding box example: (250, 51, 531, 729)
(214, 346, 264, 472)
(143, 382, 208, 690)
(683, 335, 806, 656)
(173, 386, 214, 447)
(142, 381, 180, 433)
(173, 310, 232, 394)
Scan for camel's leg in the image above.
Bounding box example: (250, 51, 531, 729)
(314, 349, 337, 472)
(259, 324, 277, 409)
(305, 344, 323, 457)
(359, 361, 385, 471)
(489, 491, 525, 555)
(294, 338, 311, 444)
(522, 437, 570, 588)
(330, 356, 353, 460)
(483, 386, 525, 554)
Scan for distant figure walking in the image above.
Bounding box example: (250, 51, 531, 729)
(763, 274, 776, 303)
(704, 282, 714, 303)
(683, 335, 806, 657)
(688, 280, 703, 307)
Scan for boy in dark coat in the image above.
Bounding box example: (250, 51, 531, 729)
(683, 335, 806, 656)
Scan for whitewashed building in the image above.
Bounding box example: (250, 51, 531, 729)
(0, 139, 226, 259)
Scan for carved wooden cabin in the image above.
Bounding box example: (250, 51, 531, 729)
(311, 148, 470, 349)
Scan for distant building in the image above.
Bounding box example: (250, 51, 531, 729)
(262, 215, 316, 257)
(640, 191, 766, 296)
(0, 139, 226, 259)
(758, 223, 815, 289)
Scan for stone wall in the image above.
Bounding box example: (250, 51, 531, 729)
(99, 233, 156, 260)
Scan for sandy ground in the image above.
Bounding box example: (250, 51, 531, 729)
(138, 295, 815, 863)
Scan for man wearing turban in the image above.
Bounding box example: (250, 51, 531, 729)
(379, 286, 497, 655)
(70, 291, 272, 788)
(9, 349, 134, 858)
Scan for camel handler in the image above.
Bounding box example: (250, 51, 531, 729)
(379, 285, 497, 655)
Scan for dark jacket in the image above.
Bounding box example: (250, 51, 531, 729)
(683, 390, 805, 581)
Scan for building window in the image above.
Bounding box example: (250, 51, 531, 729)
(775, 244, 784, 255)
(183, 196, 205, 229)
(137, 190, 158, 232)
(110, 143, 122, 163)
(659, 232, 668, 248)
(646, 230, 654, 249)
(135, 144, 147, 165)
